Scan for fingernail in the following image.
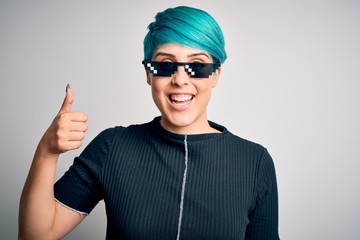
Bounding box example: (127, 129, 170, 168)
(66, 84, 71, 92)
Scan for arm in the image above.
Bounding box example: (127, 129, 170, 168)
(245, 149, 280, 240)
(19, 86, 88, 239)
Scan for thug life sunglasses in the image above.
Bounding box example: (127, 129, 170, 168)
(142, 60, 221, 78)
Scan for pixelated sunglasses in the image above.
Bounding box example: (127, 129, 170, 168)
(142, 60, 221, 78)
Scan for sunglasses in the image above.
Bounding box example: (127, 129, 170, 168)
(142, 60, 221, 78)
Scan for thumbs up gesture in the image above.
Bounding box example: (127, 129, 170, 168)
(40, 85, 88, 156)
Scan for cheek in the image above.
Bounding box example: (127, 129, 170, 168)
(196, 81, 214, 96)
(150, 86, 163, 111)
(150, 81, 161, 94)
(150, 80, 168, 102)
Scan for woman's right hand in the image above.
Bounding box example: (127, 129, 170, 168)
(19, 85, 89, 239)
(40, 85, 88, 157)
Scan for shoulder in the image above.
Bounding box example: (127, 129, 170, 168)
(220, 127, 277, 191)
(216, 123, 267, 156)
(210, 120, 262, 146)
(210, 120, 273, 165)
(227, 131, 265, 150)
(79, 122, 152, 163)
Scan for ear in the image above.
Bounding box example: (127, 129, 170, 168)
(212, 67, 221, 88)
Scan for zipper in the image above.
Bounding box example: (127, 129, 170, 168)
(176, 135, 189, 240)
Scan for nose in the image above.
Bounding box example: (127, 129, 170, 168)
(172, 65, 190, 86)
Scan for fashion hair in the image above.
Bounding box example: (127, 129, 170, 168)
(143, 6, 227, 64)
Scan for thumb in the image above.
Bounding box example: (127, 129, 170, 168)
(58, 84, 74, 114)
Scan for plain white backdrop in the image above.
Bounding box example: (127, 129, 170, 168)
(1, 0, 359, 239)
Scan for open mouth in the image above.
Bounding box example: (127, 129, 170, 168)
(169, 94, 194, 105)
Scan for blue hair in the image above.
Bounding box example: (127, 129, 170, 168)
(143, 6, 227, 64)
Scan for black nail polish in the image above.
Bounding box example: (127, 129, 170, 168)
(66, 84, 71, 92)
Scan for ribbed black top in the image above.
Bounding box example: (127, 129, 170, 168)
(55, 117, 279, 239)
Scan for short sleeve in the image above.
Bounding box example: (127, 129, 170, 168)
(54, 127, 117, 215)
(245, 148, 280, 240)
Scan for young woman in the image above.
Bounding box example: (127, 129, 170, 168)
(19, 6, 280, 239)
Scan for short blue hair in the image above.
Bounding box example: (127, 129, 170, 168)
(143, 6, 227, 64)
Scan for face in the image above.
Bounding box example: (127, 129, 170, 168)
(146, 43, 221, 134)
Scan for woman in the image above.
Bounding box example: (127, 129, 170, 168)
(19, 6, 280, 239)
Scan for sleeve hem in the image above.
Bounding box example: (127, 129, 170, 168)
(54, 198, 89, 216)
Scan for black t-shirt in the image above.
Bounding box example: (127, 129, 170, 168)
(55, 117, 279, 239)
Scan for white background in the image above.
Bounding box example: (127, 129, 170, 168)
(1, 0, 359, 239)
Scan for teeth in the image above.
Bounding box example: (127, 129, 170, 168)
(170, 94, 193, 102)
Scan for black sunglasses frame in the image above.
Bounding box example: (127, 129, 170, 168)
(142, 60, 221, 78)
